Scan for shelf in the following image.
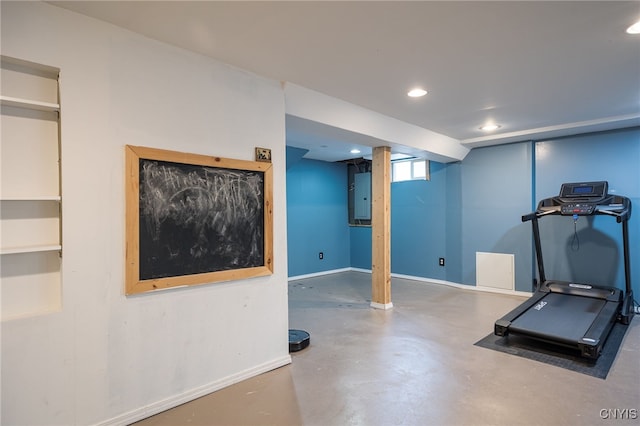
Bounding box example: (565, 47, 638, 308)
(1, 55, 62, 321)
(1, 245, 62, 255)
(1, 55, 59, 76)
(0, 196, 61, 201)
(0, 95, 59, 112)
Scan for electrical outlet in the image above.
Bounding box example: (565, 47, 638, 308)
(319, 252, 324, 260)
(439, 257, 445, 266)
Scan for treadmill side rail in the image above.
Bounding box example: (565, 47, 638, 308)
(494, 319, 511, 337)
(584, 300, 620, 338)
(494, 291, 549, 336)
(620, 291, 635, 325)
(578, 338, 601, 359)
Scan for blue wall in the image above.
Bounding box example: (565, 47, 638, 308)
(349, 226, 371, 270)
(459, 142, 534, 291)
(444, 162, 463, 283)
(347, 162, 453, 280)
(390, 162, 449, 280)
(286, 152, 350, 277)
(286, 127, 640, 297)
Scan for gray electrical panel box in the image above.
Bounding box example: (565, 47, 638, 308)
(354, 172, 371, 220)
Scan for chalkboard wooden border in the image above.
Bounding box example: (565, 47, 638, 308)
(125, 145, 273, 295)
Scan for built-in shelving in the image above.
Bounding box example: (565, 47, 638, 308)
(0, 196, 62, 201)
(0, 95, 60, 112)
(1, 55, 62, 321)
(1, 245, 63, 256)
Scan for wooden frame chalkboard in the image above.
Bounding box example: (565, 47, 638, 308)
(125, 145, 273, 295)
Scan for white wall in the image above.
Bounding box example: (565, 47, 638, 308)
(1, 2, 290, 424)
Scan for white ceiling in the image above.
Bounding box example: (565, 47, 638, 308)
(50, 1, 640, 162)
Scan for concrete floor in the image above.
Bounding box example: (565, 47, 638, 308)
(134, 271, 640, 425)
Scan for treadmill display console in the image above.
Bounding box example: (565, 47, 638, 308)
(560, 203, 596, 215)
(556, 181, 608, 216)
(534, 181, 629, 219)
(559, 181, 608, 202)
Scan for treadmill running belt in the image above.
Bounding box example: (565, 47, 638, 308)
(510, 292, 606, 344)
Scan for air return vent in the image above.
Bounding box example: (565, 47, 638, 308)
(476, 252, 515, 291)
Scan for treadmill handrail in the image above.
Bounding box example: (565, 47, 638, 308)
(530, 194, 631, 222)
(594, 203, 631, 223)
(522, 209, 556, 222)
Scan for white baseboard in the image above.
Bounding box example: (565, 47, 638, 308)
(391, 272, 532, 298)
(288, 267, 352, 281)
(95, 355, 292, 426)
(349, 267, 372, 274)
(288, 268, 531, 298)
(370, 301, 394, 310)
(474, 285, 532, 298)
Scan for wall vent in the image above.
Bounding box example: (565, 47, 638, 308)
(476, 252, 515, 291)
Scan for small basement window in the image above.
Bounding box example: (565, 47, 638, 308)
(391, 158, 430, 182)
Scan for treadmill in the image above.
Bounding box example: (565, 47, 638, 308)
(494, 181, 634, 359)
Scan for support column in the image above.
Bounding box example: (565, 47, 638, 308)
(371, 146, 392, 310)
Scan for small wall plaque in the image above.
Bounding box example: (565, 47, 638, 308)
(255, 147, 272, 163)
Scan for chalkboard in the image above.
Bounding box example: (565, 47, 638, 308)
(125, 146, 273, 295)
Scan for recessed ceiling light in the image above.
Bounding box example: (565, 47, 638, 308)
(480, 124, 501, 132)
(350, 149, 361, 154)
(407, 88, 427, 98)
(627, 20, 640, 34)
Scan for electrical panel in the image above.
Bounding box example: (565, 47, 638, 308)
(354, 172, 371, 220)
